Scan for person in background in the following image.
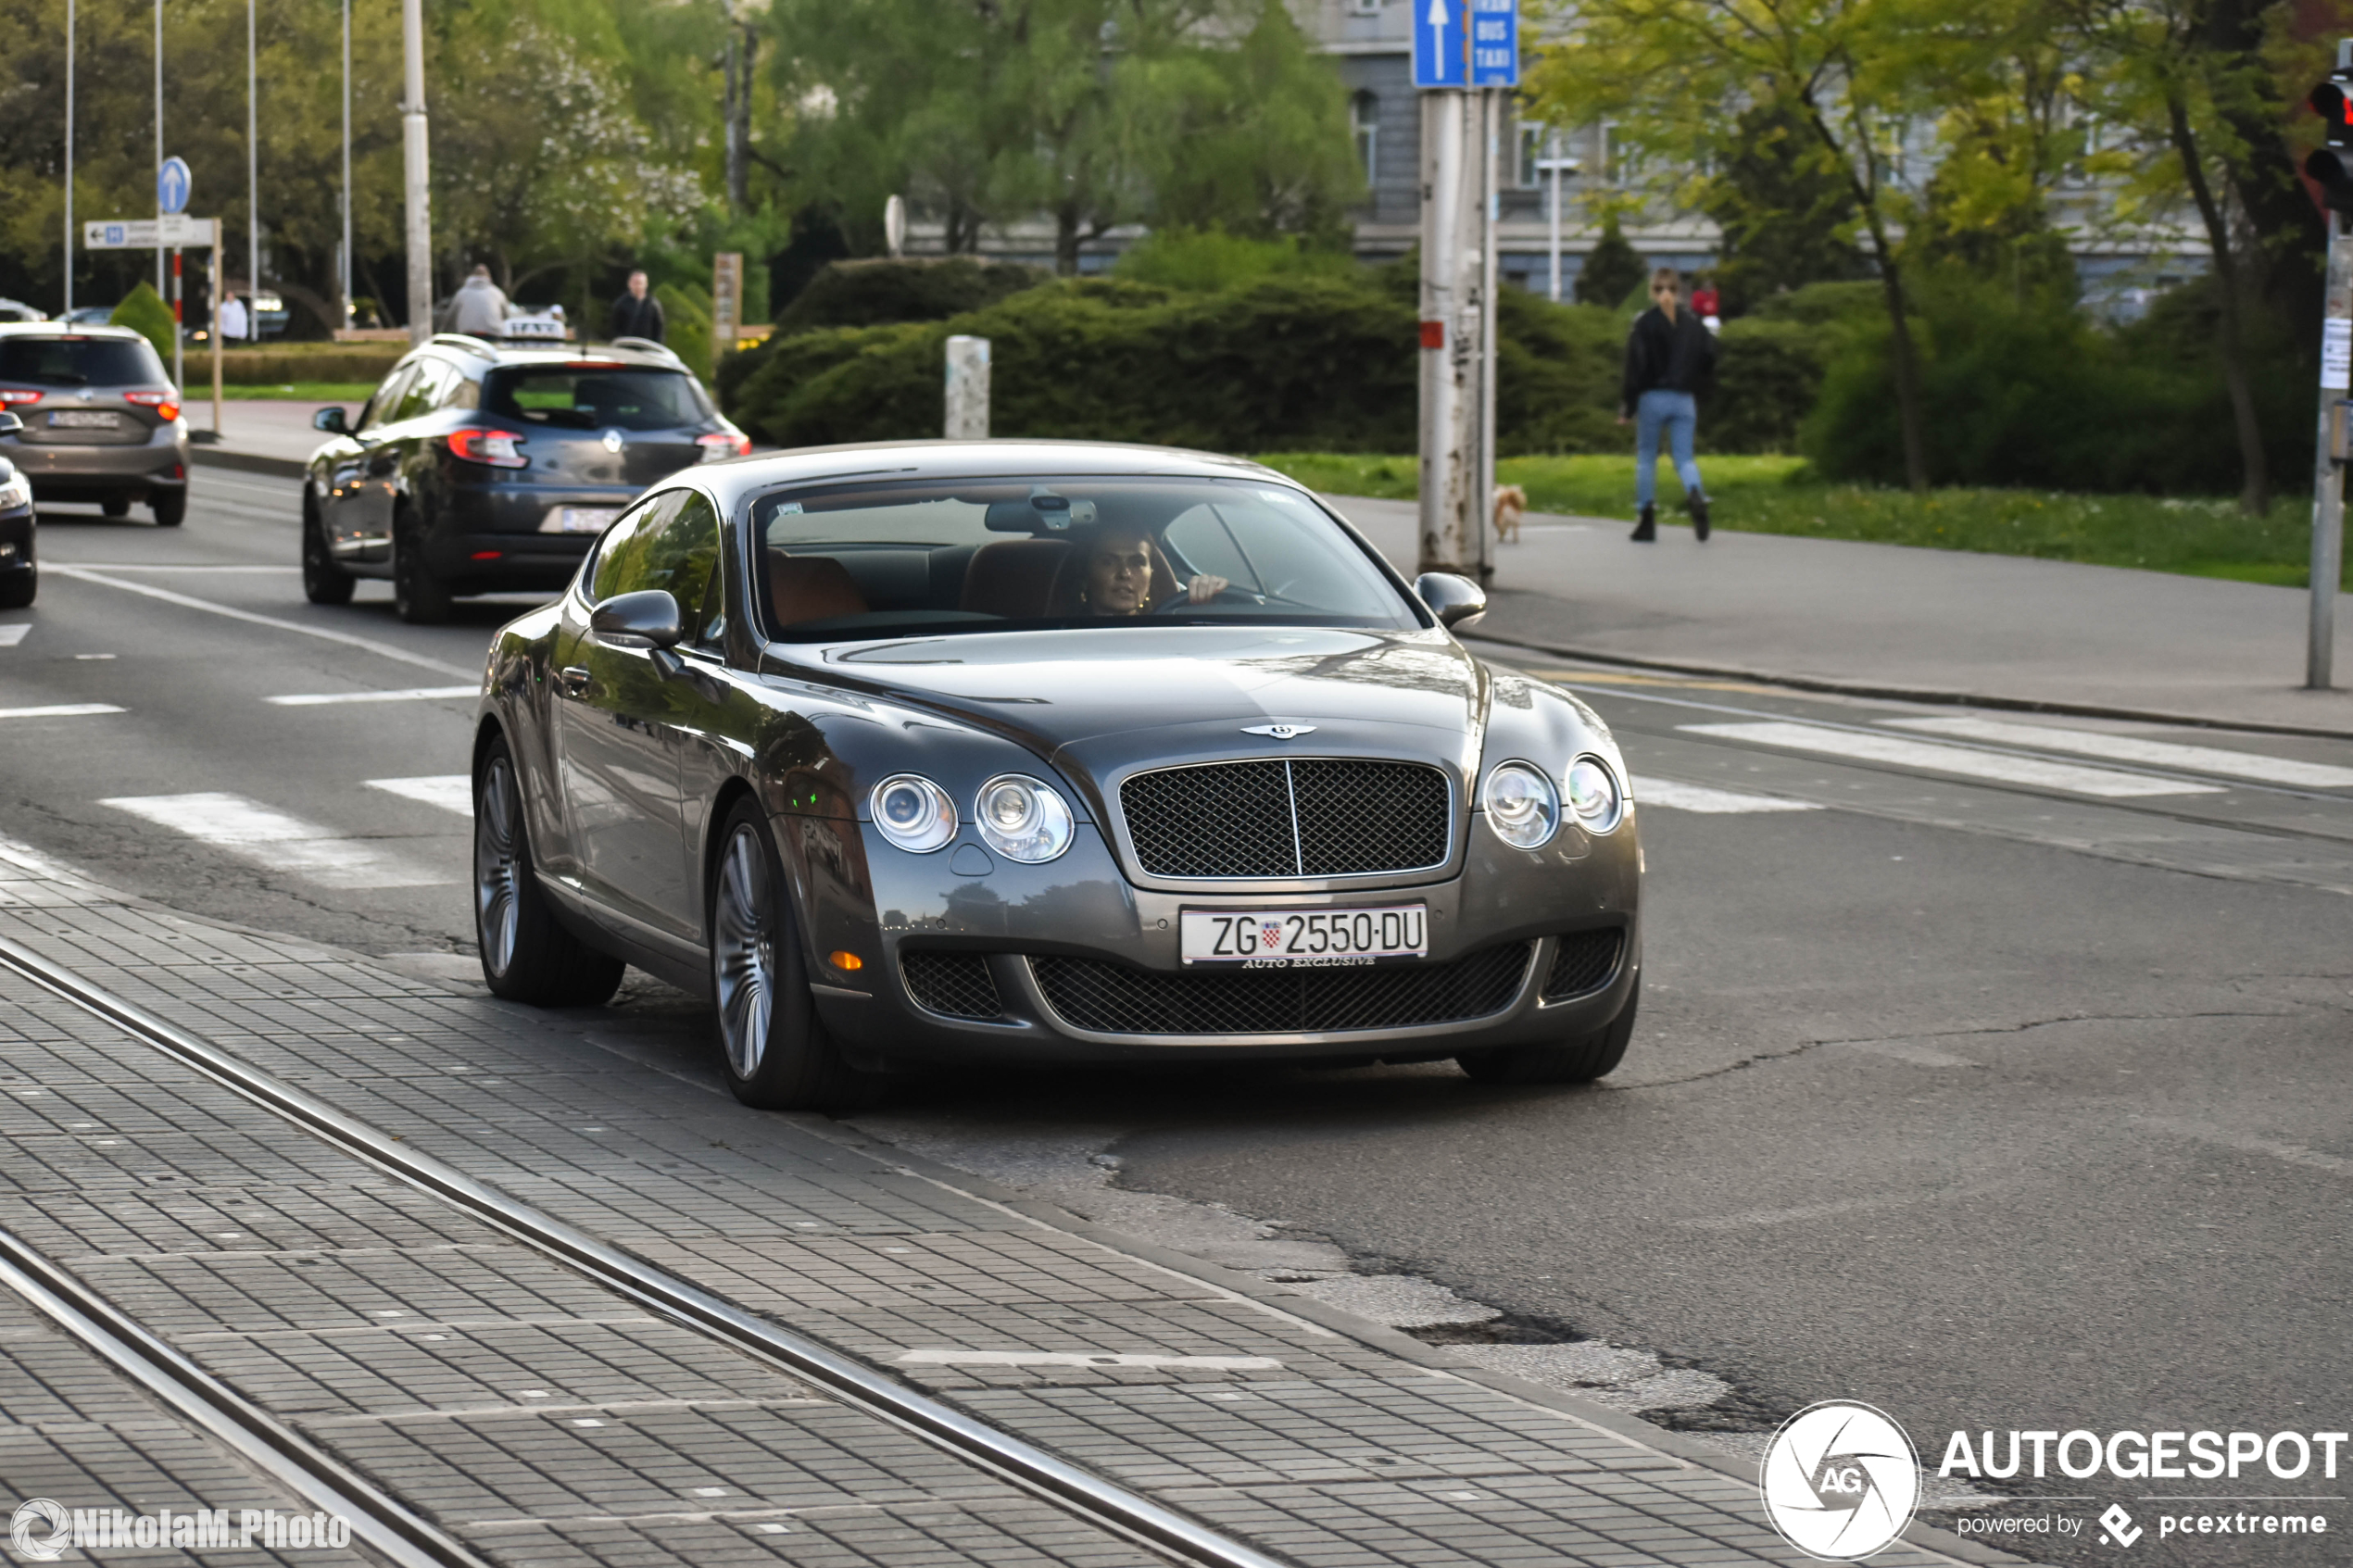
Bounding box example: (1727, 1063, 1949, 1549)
(216, 290, 250, 344)
(610, 270, 666, 343)
(1617, 266, 1718, 542)
(1690, 272, 1722, 332)
(447, 265, 509, 339)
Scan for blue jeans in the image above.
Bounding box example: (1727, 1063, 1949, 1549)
(1633, 389, 1704, 508)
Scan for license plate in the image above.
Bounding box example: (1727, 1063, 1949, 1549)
(48, 410, 118, 429)
(1179, 905, 1428, 968)
(540, 506, 620, 534)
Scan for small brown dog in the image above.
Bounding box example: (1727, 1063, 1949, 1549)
(1492, 483, 1528, 544)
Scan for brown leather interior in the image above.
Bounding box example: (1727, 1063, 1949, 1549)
(767, 550, 869, 626)
(959, 538, 1073, 619)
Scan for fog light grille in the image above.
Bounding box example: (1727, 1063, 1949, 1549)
(900, 952, 1001, 1020)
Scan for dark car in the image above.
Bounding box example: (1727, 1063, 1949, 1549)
(301, 333, 749, 623)
(0, 324, 192, 526)
(0, 412, 33, 608)
(470, 441, 1642, 1111)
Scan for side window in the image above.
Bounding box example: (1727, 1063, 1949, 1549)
(394, 360, 451, 421)
(588, 490, 693, 603)
(358, 363, 417, 433)
(438, 370, 480, 411)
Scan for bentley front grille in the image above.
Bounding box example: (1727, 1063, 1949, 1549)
(1118, 759, 1451, 879)
(1030, 943, 1532, 1035)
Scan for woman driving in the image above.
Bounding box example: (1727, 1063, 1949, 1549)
(1076, 524, 1227, 615)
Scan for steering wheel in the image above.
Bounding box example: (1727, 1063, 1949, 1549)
(1151, 585, 1264, 613)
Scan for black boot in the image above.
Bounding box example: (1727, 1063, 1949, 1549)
(1688, 492, 1711, 541)
(1629, 504, 1656, 543)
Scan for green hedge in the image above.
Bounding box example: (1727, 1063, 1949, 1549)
(109, 284, 178, 367)
(217, 348, 404, 385)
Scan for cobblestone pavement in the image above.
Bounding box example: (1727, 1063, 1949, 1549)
(0, 836, 2024, 1568)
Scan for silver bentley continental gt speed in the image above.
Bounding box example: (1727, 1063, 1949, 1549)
(472, 441, 1642, 1110)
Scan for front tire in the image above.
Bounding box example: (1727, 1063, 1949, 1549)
(710, 798, 883, 1111)
(149, 487, 185, 527)
(474, 735, 624, 1006)
(393, 506, 452, 624)
(1457, 979, 1639, 1085)
(302, 494, 354, 605)
(0, 568, 32, 610)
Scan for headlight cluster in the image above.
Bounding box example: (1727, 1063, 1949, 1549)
(1481, 753, 1624, 847)
(0, 466, 29, 514)
(868, 771, 1075, 862)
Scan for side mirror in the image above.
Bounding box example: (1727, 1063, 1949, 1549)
(311, 407, 349, 434)
(590, 589, 685, 650)
(1415, 571, 1487, 632)
(0, 411, 22, 437)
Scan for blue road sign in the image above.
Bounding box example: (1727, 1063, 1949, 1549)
(1415, 0, 1518, 90)
(1468, 0, 1519, 87)
(1414, 0, 1468, 89)
(157, 157, 192, 216)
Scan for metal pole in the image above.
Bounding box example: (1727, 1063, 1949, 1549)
(154, 0, 163, 298)
(1417, 90, 1478, 576)
(247, 0, 258, 343)
(1475, 88, 1498, 586)
(341, 0, 352, 331)
(170, 248, 183, 394)
(210, 219, 223, 434)
(63, 0, 74, 316)
(2313, 201, 2349, 690)
(401, 0, 432, 345)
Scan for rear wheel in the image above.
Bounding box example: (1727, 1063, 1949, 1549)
(301, 494, 355, 605)
(711, 798, 884, 1112)
(100, 496, 130, 518)
(473, 735, 624, 1006)
(149, 488, 185, 527)
(1457, 979, 1639, 1085)
(393, 505, 452, 624)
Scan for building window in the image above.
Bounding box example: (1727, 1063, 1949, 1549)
(1516, 123, 1544, 188)
(1352, 92, 1380, 185)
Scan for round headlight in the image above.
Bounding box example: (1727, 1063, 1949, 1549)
(1481, 760, 1560, 849)
(869, 773, 958, 853)
(1567, 755, 1624, 832)
(975, 773, 1075, 863)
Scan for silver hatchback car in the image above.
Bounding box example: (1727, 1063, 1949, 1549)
(0, 324, 192, 526)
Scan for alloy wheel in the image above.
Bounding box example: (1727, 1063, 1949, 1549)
(713, 825, 775, 1079)
(474, 758, 522, 977)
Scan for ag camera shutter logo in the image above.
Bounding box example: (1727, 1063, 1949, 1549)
(1760, 1401, 1922, 1561)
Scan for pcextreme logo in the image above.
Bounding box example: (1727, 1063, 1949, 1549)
(1759, 1401, 1923, 1562)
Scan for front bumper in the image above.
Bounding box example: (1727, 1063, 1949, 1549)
(795, 810, 1643, 1066)
(6, 423, 190, 497)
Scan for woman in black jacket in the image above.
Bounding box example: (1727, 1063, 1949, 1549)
(1617, 267, 1718, 541)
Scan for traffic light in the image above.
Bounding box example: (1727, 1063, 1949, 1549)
(2307, 71, 2353, 211)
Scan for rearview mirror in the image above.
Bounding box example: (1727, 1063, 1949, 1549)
(590, 589, 685, 650)
(311, 407, 349, 434)
(1414, 571, 1487, 632)
(0, 411, 22, 437)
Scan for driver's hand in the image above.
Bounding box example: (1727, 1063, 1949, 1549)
(1186, 573, 1229, 604)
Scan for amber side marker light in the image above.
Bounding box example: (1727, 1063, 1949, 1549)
(828, 951, 864, 972)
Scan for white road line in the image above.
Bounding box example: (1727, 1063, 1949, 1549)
(51, 563, 302, 573)
(1631, 775, 1821, 815)
(50, 567, 473, 678)
(0, 625, 28, 647)
(1679, 720, 2225, 798)
(270, 686, 478, 707)
(366, 775, 473, 816)
(1884, 715, 2353, 789)
(97, 792, 453, 888)
(0, 704, 125, 720)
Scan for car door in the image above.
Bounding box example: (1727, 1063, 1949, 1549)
(327, 361, 417, 562)
(551, 488, 715, 942)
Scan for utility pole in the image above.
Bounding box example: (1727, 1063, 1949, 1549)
(153, 0, 164, 298)
(401, 0, 432, 345)
(247, 0, 258, 343)
(1537, 130, 1579, 304)
(1474, 88, 1499, 586)
(342, 0, 352, 330)
(63, 0, 73, 315)
(2302, 45, 2353, 688)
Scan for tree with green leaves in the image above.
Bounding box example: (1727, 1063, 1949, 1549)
(1699, 104, 1869, 316)
(1575, 216, 1646, 307)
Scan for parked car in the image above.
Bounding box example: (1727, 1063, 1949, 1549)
(303, 333, 748, 622)
(59, 306, 116, 328)
(0, 412, 33, 608)
(0, 324, 191, 526)
(0, 299, 45, 324)
(470, 441, 1642, 1110)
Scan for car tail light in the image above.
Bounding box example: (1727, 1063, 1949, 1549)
(471, 549, 504, 561)
(447, 428, 529, 468)
(697, 432, 751, 461)
(124, 390, 181, 421)
(0, 389, 40, 406)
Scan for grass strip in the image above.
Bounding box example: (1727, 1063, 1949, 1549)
(1254, 452, 2344, 590)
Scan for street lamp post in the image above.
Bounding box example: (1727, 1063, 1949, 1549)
(62, 0, 73, 316)
(402, 0, 432, 345)
(1536, 132, 1579, 304)
(247, 0, 258, 343)
(341, 0, 352, 330)
(153, 0, 163, 297)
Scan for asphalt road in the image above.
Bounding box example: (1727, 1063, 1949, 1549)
(4, 470, 2349, 1567)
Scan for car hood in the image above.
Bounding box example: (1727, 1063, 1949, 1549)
(779, 625, 1489, 790)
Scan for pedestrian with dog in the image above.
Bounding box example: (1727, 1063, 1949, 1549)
(1617, 266, 1717, 542)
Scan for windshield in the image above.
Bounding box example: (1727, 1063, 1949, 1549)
(751, 476, 1420, 642)
(0, 336, 169, 387)
(481, 366, 710, 431)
